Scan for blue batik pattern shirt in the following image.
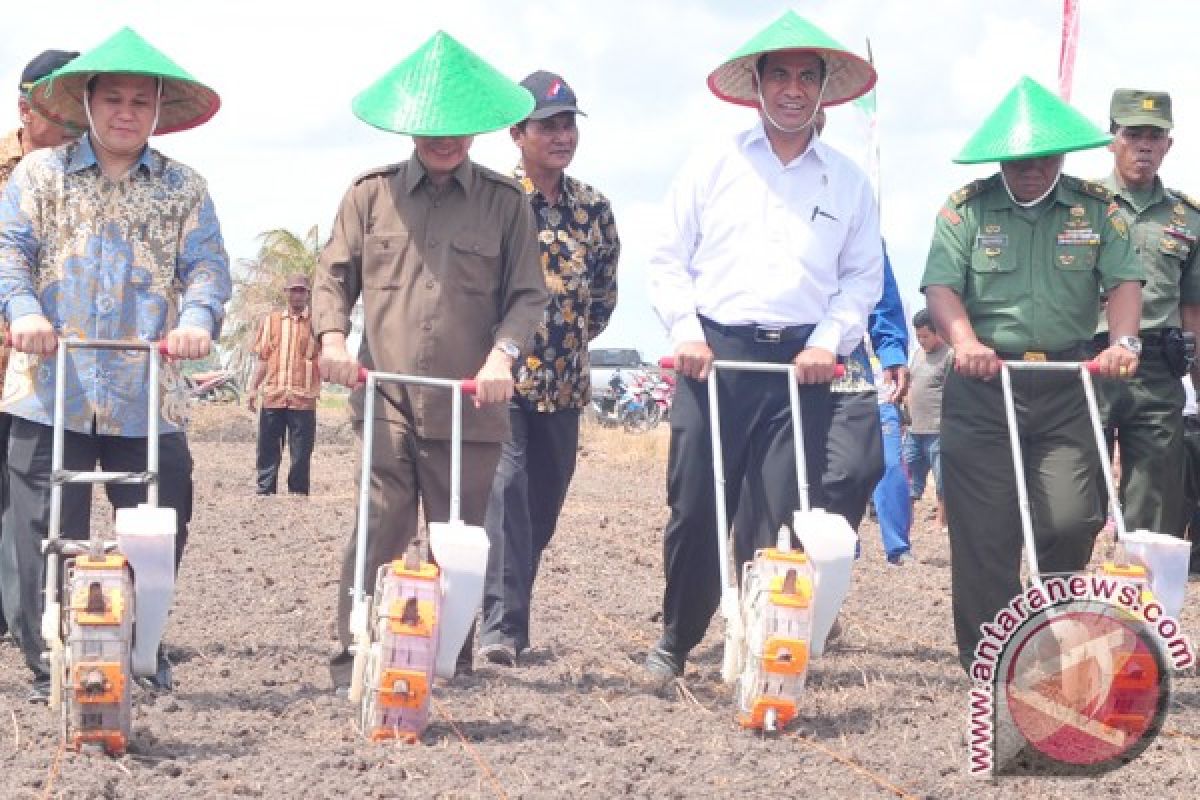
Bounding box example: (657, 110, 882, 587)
(0, 134, 231, 436)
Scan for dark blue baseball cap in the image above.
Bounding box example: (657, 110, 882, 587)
(519, 70, 586, 120)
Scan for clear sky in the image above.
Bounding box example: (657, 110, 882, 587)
(4, 1, 1198, 359)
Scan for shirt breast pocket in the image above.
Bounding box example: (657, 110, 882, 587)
(1159, 236, 1191, 263)
(363, 232, 410, 289)
(1054, 243, 1098, 272)
(450, 233, 501, 295)
(967, 245, 1018, 302)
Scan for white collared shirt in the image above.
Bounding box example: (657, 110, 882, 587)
(648, 122, 882, 355)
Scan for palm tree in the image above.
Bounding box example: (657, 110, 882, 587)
(222, 226, 321, 383)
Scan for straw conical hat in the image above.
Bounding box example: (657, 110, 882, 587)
(353, 31, 533, 136)
(707, 10, 876, 108)
(954, 77, 1111, 164)
(27, 26, 219, 135)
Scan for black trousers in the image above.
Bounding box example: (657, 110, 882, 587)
(256, 407, 316, 495)
(942, 369, 1102, 670)
(0, 412, 10, 636)
(481, 403, 580, 651)
(659, 322, 832, 657)
(821, 390, 885, 529)
(0, 418, 193, 677)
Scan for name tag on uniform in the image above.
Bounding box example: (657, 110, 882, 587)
(976, 233, 1008, 249)
(1057, 229, 1100, 246)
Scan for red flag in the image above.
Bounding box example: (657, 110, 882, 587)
(1058, 0, 1081, 101)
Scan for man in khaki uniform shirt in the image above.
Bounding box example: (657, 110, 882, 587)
(315, 32, 547, 684)
(1094, 89, 1200, 539)
(0, 48, 77, 641)
(921, 77, 1142, 670)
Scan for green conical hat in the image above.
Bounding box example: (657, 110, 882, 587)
(27, 26, 219, 135)
(954, 76, 1111, 164)
(353, 31, 534, 136)
(708, 10, 876, 108)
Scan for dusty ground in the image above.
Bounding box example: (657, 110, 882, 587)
(0, 403, 1197, 799)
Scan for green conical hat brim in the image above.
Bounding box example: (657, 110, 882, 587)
(27, 27, 219, 136)
(353, 31, 534, 136)
(708, 10, 876, 108)
(955, 76, 1111, 164)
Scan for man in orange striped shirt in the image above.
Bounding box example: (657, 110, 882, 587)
(247, 273, 322, 495)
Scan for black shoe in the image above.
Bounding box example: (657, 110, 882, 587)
(27, 676, 51, 704)
(329, 649, 353, 692)
(643, 644, 685, 681)
(479, 643, 518, 667)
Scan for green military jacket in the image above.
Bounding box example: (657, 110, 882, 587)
(1096, 173, 1200, 332)
(921, 173, 1141, 353)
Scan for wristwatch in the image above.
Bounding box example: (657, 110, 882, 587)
(1114, 335, 1143, 356)
(493, 339, 520, 360)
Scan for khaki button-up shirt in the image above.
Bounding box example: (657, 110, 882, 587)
(313, 155, 548, 442)
(922, 173, 1141, 353)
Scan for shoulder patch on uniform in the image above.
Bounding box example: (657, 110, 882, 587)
(1064, 175, 1114, 202)
(939, 206, 962, 225)
(948, 175, 996, 208)
(1169, 189, 1200, 213)
(352, 162, 404, 186)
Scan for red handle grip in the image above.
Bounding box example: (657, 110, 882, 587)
(658, 356, 845, 380)
(157, 340, 171, 357)
(1086, 360, 1101, 375)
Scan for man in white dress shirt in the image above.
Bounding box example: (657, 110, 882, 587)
(644, 11, 883, 682)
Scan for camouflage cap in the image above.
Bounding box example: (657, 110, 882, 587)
(1110, 89, 1173, 130)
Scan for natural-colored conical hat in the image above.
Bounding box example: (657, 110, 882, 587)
(27, 26, 219, 135)
(707, 10, 876, 108)
(353, 31, 533, 136)
(954, 76, 1111, 164)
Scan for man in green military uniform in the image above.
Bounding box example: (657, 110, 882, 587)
(921, 77, 1142, 669)
(1094, 89, 1200, 541)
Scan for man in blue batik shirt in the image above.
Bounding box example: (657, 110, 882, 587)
(0, 28, 231, 701)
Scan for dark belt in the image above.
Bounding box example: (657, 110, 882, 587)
(1093, 329, 1171, 348)
(993, 343, 1094, 362)
(700, 316, 813, 344)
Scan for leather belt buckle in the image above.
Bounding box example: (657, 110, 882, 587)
(1022, 351, 1047, 362)
(754, 326, 783, 343)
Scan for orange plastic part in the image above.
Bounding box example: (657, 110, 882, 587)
(1100, 562, 1148, 580)
(71, 662, 126, 705)
(70, 731, 127, 755)
(737, 696, 797, 730)
(386, 599, 437, 637)
(762, 637, 809, 676)
(767, 574, 812, 609)
(376, 669, 429, 710)
(73, 553, 128, 571)
(368, 728, 419, 744)
(760, 548, 809, 566)
(390, 560, 439, 582)
(68, 585, 126, 626)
